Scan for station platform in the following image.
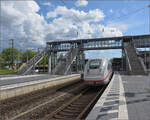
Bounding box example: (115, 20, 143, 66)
(86, 72, 150, 120)
(0, 74, 60, 86)
(0, 74, 80, 100)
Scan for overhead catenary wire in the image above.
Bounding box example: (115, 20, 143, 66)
(61, 0, 146, 24)
(100, 6, 146, 33)
(60, 0, 91, 38)
(61, 0, 83, 24)
(111, 7, 146, 21)
(100, 6, 146, 26)
(60, 1, 147, 35)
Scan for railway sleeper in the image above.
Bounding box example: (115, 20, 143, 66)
(53, 115, 76, 120)
(54, 113, 78, 119)
(62, 109, 82, 113)
(59, 111, 80, 116)
(69, 104, 85, 107)
(72, 101, 90, 105)
(65, 106, 84, 111)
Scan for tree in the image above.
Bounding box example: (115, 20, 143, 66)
(0, 53, 4, 68)
(38, 56, 48, 65)
(59, 53, 64, 59)
(22, 50, 37, 62)
(1, 48, 22, 67)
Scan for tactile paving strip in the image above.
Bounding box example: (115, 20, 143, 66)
(96, 75, 120, 120)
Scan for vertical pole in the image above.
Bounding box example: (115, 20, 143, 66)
(12, 39, 14, 69)
(43, 55, 44, 73)
(122, 48, 123, 71)
(37, 48, 39, 72)
(33, 54, 35, 74)
(148, 3, 150, 34)
(17, 50, 19, 69)
(51, 52, 54, 73)
(27, 50, 28, 63)
(83, 51, 85, 71)
(51, 51, 56, 74)
(48, 52, 52, 74)
(148, 3, 150, 70)
(10, 39, 14, 69)
(54, 52, 57, 69)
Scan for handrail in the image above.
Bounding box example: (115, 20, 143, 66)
(17, 48, 48, 75)
(131, 40, 147, 74)
(124, 47, 132, 73)
(52, 48, 79, 75)
(65, 49, 78, 75)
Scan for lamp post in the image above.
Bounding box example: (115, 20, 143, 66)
(148, 4, 150, 71)
(148, 4, 150, 34)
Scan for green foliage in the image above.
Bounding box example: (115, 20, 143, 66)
(22, 50, 37, 62)
(59, 53, 64, 59)
(0, 53, 5, 68)
(0, 48, 49, 69)
(38, 56, 48, 65)
(0, 69, 14, 75)
(1, 48, 22, 66)
(0, 53, 3, 61)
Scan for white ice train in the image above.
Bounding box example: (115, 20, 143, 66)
(83, 58, 113, 86)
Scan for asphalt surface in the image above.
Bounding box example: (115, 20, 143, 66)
(121, 75, 150, 120)
(0, 74, 60, 86)
(0, 75, 18, 78)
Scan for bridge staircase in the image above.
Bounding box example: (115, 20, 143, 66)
(124, 42, 147, 75)
(17, 48, 48, 75)
(52, 48, 79, 75)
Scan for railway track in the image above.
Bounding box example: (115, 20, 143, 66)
(0, 80, 83, 120)
(45, 86, 105, 120)
(10, 85, 105, 120)
(1, 79, 107, 120)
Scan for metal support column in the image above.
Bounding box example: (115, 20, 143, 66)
(81, 51, 85, 72)
(48, 52, 52, 74)
(121, 48, 124, 71)
(122, 47, 126, 72)
(51, 52, 55, 74)
(54, 52, 57, 68)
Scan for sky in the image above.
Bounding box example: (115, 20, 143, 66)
(0, 0, 150, 59)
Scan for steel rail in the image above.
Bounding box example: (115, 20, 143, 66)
(76, 86, 105, 120)
(45, 86, 105, 120)
(45, 88, 89, 120)
(10, 82, 85, 120)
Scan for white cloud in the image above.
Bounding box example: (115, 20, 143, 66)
(43, 2, 52, 6)
(46, 6, 105, 24)
(85, 50, 122, 59)
(107, 21, 128, 32)
(46, 6, 123, 39)
(1, 1, 125, 52)
(1, 1, 46, 49)
(109, 9, 113, 13)
(75, 0, 88, 7)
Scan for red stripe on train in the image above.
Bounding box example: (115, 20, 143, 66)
(84, 71, 112, 82)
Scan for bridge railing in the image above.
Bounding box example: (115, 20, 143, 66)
(17, 48, 48, 75)
(132, 40, 147, 74)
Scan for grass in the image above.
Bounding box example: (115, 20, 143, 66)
(0, 69, 15, 75)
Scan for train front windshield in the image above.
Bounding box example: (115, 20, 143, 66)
(89, 60, 101, 69)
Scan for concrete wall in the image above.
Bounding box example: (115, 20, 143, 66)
(0, 74, 81, 101)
